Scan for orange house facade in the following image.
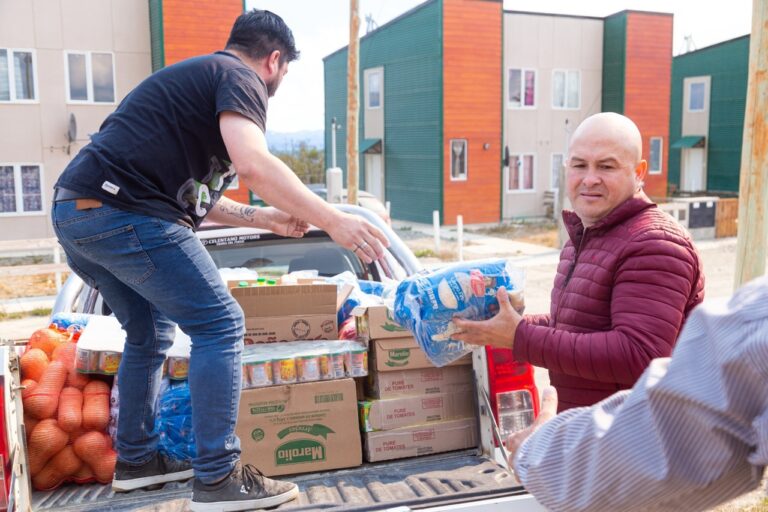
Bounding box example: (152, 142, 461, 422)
(149, 0, 248, 204)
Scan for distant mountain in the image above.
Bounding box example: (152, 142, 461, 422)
(266, 129, 324, 152)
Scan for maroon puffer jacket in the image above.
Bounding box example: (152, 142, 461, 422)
(514, 192, 704, 411)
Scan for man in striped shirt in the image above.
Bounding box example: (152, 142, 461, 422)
(510, 276, 768, 512)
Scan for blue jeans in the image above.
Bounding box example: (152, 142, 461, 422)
(51, 200, 244, 483)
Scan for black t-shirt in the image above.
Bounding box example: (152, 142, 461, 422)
(56, 51, 267, 228)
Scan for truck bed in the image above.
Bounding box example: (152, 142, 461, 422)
(31, 450, 524, 511)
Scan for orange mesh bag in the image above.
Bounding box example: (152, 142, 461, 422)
(24, 361, 67, 420)
(72, 463, 95, 483)
(52, 342, 90, 389)
(73, 431, 115, 483)
(82, 380, 111, 431)
(20, 348, 49, 381)
(27, 419, 69, 475)
(32, 445, 82, 491)
(27, 328, 68, 358)
(57, 387, 83, 433)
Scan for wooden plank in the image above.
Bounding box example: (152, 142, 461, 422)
(716, 198, 739, 238)
(0, 238, 60, 252)
(734, 0, 768, 288)
(0, 264, 69, 277)
(442, 0, 502, 224)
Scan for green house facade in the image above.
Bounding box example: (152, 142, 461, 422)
(323, 1, 443, 223)
(668, 35, 749, 194)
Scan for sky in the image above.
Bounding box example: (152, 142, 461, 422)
(247, 0, 754, 134)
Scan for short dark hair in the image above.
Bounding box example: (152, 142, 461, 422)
(226, 9, 299, 64)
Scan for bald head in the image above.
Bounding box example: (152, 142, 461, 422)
(565, 113, 648, 227)
(570, 112, 643, 164)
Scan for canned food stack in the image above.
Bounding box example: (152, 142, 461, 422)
(241, 340, 368, 389)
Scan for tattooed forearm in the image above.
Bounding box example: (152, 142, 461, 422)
(215, 201, 259, 224)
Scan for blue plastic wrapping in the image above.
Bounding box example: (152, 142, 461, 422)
(394, 259, 524, 367)
(157, 380, 196, 461)
(327, 272, 396, 326)
(50, 312, 92, 336)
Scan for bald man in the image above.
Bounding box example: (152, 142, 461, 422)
(455, 113, 705, 411)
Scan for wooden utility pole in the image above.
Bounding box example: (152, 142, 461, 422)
(734, 0, 768, 289)
(346, 0, 360, 205)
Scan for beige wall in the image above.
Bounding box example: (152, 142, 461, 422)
(681, 76, 711, 137)
(502, 13, 603, 218)
(0, 0, 151, 241)
(363, 67, 384, 140)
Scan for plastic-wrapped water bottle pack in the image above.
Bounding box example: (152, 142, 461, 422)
(394, 259, 524, 367)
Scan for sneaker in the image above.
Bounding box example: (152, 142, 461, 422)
(112, 452, 194, 492)
(190, 462, 299, 512)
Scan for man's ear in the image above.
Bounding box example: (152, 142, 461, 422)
(635, 160, 648, 187)
(268, 50, 281, 74)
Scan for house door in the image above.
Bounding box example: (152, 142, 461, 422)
(682, 148, 705, 192)
(365, 154, 384, 202)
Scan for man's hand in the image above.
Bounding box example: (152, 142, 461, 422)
(452, 287, 524, 349)
(262, 207, 309, 238)
(507, 386, 558, 466)
(325, 212, 390, 264)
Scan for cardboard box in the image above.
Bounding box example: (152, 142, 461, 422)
(363, 418, 478, 462)
(370, 337, 472, 372)
(237, 379, 362, 476)
(366, 364, 475, 399)
(230, 284, 338, 343)
(353, 304, 409, 339)
(359, 390, 476, 432)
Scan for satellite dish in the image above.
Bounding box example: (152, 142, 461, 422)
(66, 113, 77, 155)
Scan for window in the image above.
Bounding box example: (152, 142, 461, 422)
(0, 164, 43, 215)
(0, 48, 37, 102)
(508, 68, 536, 108)
(688, 82, 705, 111)
(552, 69, 580, 109)
(450, 139, 468, 181)
(66, 51, 115, 103)
(508, 154, 535, 191)
(367, 69, 382, 109)
(649, 137, 663, 174)
(551, 153, 564, 190)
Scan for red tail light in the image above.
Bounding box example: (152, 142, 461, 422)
(485, 346, 539, 441)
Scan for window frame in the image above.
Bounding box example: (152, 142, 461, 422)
(449, 139, 468, 182)
(506, 152, 536, 193)
(687, 81, 706, 112)
(550, 152, 564, 191)
(0, 48, 39, 103)
(365, 68, 383, 110)
(551, 69, 581, 110)
(64, 50, 117, 105)
(0, 163, 46, 217)
(649, 137, 663, 175)
(507, 67, 537, 109)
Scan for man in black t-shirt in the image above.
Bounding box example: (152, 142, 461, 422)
(52, 10, 388, 511)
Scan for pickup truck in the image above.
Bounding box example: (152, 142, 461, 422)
(0, 205, 545, 511)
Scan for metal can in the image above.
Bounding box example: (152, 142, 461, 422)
(245, 359, 273, 388)
(272, 357, 297, 385)
(344, 347, 368, 377)
(167, 357, 190, 380)
(98, 351, 122, 375)
(330, 351, 346, 378)
(296, 355, 320, 382)
(75, 347, 99, 373)
(318, 353, 333, 380)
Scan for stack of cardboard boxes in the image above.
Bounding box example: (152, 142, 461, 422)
(354, 305, 479, 462)
(232, 283, 363, 476)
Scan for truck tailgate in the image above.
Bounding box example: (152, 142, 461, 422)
(31, 450, 525, 511)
